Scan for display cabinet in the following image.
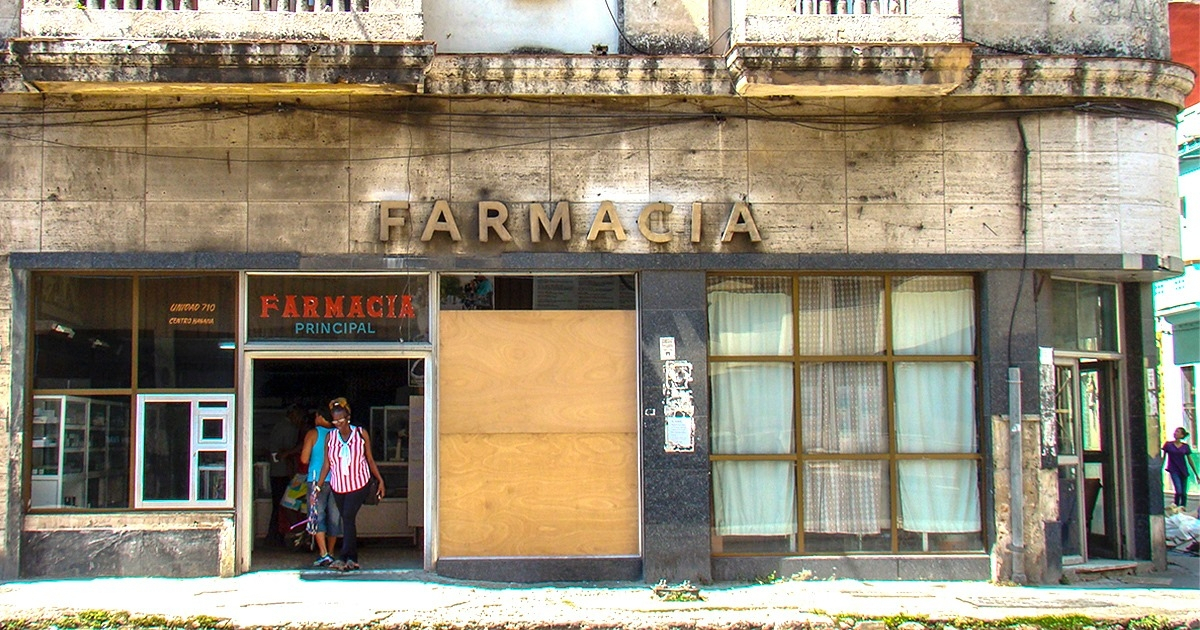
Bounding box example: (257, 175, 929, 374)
(31, 395, 129, 508)
(360, 405, 413, 538)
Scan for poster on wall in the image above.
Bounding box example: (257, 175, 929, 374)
(663, 357, 695, 453)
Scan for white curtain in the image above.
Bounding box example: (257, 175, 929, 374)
(714, 461, 797, 536)
(709, 283, 794, 537)
(894, 361, 980, 533)
(711, 363, 793, 455)
(708, 289, 791, 356)
(892, 276, 975, 355)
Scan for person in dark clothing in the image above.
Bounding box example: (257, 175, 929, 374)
(264, 404, 306, 546)
(1163, 427, 1199, 508)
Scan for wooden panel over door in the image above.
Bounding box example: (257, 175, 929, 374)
(440, 310, 637, 435)
(438, 309, 638, 558)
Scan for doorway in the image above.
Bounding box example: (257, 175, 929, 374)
(1054, 358, 1125, 563)
(248, 357, 425, 571)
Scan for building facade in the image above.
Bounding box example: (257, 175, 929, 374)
(1159, 1, 1199, 503)
(0, 0, 1192, 583)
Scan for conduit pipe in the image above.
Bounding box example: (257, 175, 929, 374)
(1008, 366, 1026, 584)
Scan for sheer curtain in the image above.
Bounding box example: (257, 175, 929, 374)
(800, 363, 887, 534)
(891, 276, 980, 534)
(796, 277, 888, 534)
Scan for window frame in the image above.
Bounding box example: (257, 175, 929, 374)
(26, 271, 239, 513)
(134, 393, 236, 509)
(707, 271, 984, 555)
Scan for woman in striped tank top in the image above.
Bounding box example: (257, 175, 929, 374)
(315, 397, 385, 572)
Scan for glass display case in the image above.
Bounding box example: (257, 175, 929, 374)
(31, 395, 129, 508)
(369, 405, 409, 499)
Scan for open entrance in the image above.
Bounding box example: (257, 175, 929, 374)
(250, 357, 425, 571)
(1054, 357, 1126, 563)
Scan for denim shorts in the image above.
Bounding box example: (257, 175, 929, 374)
(307, 482, 343, 537)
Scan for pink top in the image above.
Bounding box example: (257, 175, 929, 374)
(326, 426, 370, 493)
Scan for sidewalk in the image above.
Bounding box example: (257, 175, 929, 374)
(0, 553, 1196, 629)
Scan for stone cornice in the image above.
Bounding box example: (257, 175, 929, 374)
(7, 39, 437, 94)
(957, 55, 1196, 108)
(423, 54, 733, 96)
(2, 39, 1195, 107)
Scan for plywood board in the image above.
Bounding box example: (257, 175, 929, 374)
(439, 432, 639, 557)
(439, 310, 637, 434)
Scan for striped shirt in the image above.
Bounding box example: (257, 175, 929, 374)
(326, 426, 370, 493)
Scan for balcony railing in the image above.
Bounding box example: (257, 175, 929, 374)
(796, 0, 905, 15)
(71, 0, 369, 12)
(20, 0, 415, 40)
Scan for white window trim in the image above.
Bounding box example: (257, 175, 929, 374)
(134, 393, 235, 509)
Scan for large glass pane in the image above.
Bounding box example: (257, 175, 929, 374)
(441, 274, 636, 310)
(33, 276, 133, 389)
(711, 362, 794, 455)
(713, 461, 797, 552)
(247, 274, 430, 343)
(895, 362, 977, 454)
(139, 275, 237, 389)
(707, 276, 792, 356)
(197, 451, 226, 501)
(803, 460, 890, 550)
(31, 395, 130, 509)
(1052, 281, 1118, 352)
(892, 275, 975, 355)
(800, 363, 887, 454)
(142, 401, 192, 501)
(897, 460, 981, 551)
(796, 277, 884, 356)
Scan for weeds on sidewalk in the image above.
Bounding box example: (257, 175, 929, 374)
(0, 610, 226, 629)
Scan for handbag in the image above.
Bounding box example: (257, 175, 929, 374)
(364, 476, 381, 505)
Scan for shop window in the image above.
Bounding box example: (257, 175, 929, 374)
(138, 275, 237, 389)
(29, 272, 237, 511)
(33, 276, 134, 389)
(135, 395, 235, 508)
(1052, 280, 1119, 352)
(708, 273, 982, 555)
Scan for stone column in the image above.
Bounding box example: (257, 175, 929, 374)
(1, 268, 29, 580)
(639, 270, 712, 583)
(980, 269, 1051, 583)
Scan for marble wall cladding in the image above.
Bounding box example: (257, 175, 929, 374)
(0, 95, 1179, 259)
(639, 271, 712, 583)
(21, 529, 221, 578)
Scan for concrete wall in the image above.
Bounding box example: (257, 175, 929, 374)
(964, 0, 1171, 59)
(3, 95, 1171, 260)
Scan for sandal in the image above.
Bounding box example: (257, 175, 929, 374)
(345, 560, 361, 571)
(328, 560, 348, 572)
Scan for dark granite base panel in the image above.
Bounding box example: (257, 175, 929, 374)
(21, 529, 220, 578)
(712, 555, 991, 582)
(435, 557, 643, 583)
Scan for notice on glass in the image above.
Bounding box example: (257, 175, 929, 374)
(665, 416, 695, 453)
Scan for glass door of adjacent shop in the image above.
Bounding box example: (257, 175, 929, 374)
(1054, 358, 1124, 563)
